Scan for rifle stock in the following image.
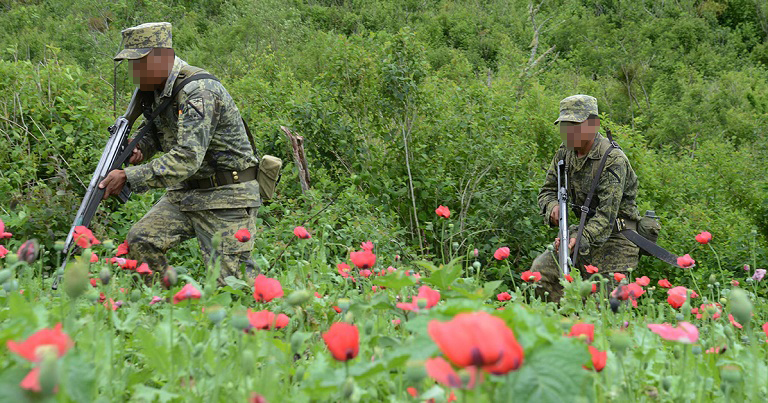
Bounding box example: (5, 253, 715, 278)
(52, 89, 142, 289)
(556, 159, 571, 276)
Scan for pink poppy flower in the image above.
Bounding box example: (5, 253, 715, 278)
(647, 322, 699, 343)
(494, 247, 510, 261)
(695, 231, 712, 244)
(435, 205, 451, 219)
(293, 226, 311, 239)
(677, 254, 695, 268)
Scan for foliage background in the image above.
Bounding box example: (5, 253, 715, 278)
(1, 0, 767, 287)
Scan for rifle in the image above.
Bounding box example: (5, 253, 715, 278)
(556, 159, 571, 275)
(52, 89, 143, 289)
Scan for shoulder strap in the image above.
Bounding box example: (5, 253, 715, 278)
(571, 128, 621, 266)
(115, 72, 219, 168)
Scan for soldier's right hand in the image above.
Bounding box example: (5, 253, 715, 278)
(129, 148, 144, 164)
(550, 205, 560, 226)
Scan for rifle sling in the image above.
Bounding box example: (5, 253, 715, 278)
(570, 129, 620, 267)
(115, 73, 219, 167)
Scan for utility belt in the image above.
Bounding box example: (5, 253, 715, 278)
(182, 165, 258, 190)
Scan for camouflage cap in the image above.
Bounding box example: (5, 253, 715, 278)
(553, 95, 598, 125)
(113, 22, 172, 61)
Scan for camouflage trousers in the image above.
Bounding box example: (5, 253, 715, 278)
(529, 232, 639, 303)
(126, 195, 258, 285)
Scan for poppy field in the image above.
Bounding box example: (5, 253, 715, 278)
(1, 213, 767, 403)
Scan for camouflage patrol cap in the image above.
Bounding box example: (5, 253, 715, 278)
(553, 95, 598, 124)
(113, 22, 172, 61)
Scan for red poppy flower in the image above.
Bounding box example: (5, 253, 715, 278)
(497, 292, 512, 301)
(567, 323, 595, 344)
(428, 311, 524, 373)
(584, 346, 607, 372)
(658, 279, 672, 288)
(359, 269, 372, 278)
(0, 245, 8, 258)
(677, 254, 695, 268)
(667, 293, 686, 309)
(99, 292, 106, 303)
(731, 280, 739, 287)
(612, 283, 645, 301)
(253, 274, 284, 302)
(397, 286, 441, 311)
(591, 283, 598, 293)
(0, 219, 12, 238)
(234, 228, 251, 243)
(435, 205, 451, 218)
(332, 306, 342, 313)
(635, 276, 650, 286)
(695, 231, 712, 244)
(585, 265, 599, 274)
(150, 296, 163, 305)
(73, 226, 100, 248)
(314, 292, 323, 299)
(392, 319, 401, 326)
(89, 278, 98, 288)
(648, 322, 699, 343)
(407, 387, 418, 397)
(136, 263, 153, 275)
(424, 357, 482, 389)
(7, 323, 73, 362)
(521, 271, 541, 283)
(293, 226, 311, 239)
(350, 250, 376, 269)
(668, 286, 698, 299)
(337, 262, 352, 278)
(494, 247, 510, 261)
(173, 283, 202, 304)
(762, 322, 768, 341)
(116, 240, 130, 256)
(728, 314, 743, 329)
(104, 298, 122, 311)
(89, 253, 99, 263)
(361, 241, 374, 251)
(322, 322, 359, 361)
(705, 346, 727, 354)
(695, 303, 722, 320)
(118, 259, 138, 270)
(614, 273, 626, 282)
(565, 274, 574, 282)
(247, 309, 290, 330)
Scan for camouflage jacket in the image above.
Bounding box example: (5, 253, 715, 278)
(124, 57, 260, 211)
(538, 133, 641, 257)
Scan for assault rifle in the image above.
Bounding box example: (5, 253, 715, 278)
(51, 89, 143, 290)
(556, 159, 571, 275)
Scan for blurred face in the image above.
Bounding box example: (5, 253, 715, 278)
(130, 48, 175, 91)
(560, 118, 600, 148)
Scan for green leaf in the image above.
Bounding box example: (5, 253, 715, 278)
(417, 257, 463, 290)
(500, 339, 592, 403)
(372, 274, 416, 291)
(224, 276, 248, 290)
(132, 385, 179, 403)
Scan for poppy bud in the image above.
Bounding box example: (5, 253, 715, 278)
(343, 311, 354, 323)
(63, 262, 88, 300)
(102, 239, 115, 250)
(709, 274, 717, 284)
(610, 332, 631, 354)
(337, 298, 351, 312)
(163, 267, 178, 289)
(473, 248, 479, 258)
(720, 365, 741, 384)
(451, 242, 459, 250)
(580, 282, 593, 298)
(6, 252, 18, 264)
(54, 241, 66, 252)
(675, 313, 684, 321)
(231, 311, 251, 331)
(38, 347, 59, 395)
(85, 290, 99, 302)
(287, 290, 311, 306)
(662, 376, 673, 391)
(729, 288, 752, 327)
(342, 378, 355, 399)
(404, 362, 427, 385)
(472, 261, 481, 270)
(99, 268, 111, 285)
(3, 279, 18, 292)
(0, 269, 12, 284)
(17, 239, 39, 264)
(130, 289, 141, 302)
(291, 331, 307, 355)
(207, 306, 226, 325)
(692, 345, 702, 355)
(294, 366, 305, 382)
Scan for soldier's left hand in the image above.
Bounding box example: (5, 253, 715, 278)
(99, 169, 127, 200)
(554, 237, 577, 253)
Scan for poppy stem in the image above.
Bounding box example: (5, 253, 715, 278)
(707, 243, 726, 285)
(505, 261, 516, 292)
(169, 300, 175, 390)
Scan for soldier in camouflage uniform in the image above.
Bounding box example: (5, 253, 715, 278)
(98, 22, 259, 284)
(531, 95, 641, 303)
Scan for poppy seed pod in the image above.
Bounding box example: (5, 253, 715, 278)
(38, 348, 59, 395)
(62, 262, 89, 300)
(230, 311, 251, 331)
(207, 306, 226, 324)
(729, 288, 752, 326)
(99, 268, 111, 285)
(0, 269, 12, 284)
(287, 290, 311, 306)
(163, 267, 178, 289)
(472, 261, 481, 270)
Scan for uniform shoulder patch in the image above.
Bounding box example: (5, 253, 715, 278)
(184, 98, 204, 120)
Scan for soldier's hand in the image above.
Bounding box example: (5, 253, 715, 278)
(553, 237, 577, 253)
(129, 148, 144, 164)
(550, 205, 560, 226)
(99, 169, 127, 200)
